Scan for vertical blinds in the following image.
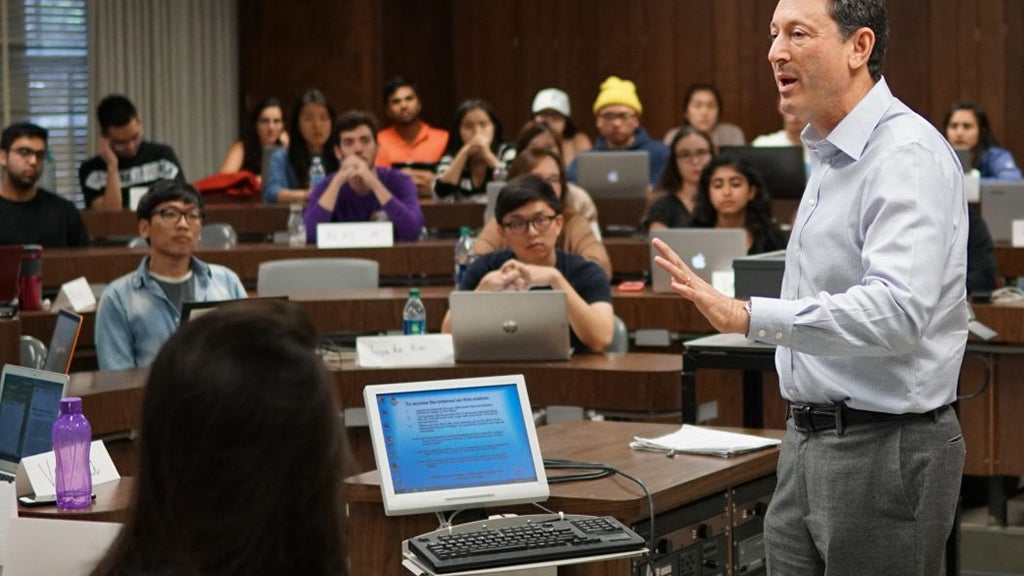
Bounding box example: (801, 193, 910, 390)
(2, 0, 88, 204)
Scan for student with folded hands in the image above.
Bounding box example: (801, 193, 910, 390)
(442, 174, 613, 353)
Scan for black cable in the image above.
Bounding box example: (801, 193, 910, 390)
(543, 458, 656, 573)
(958, 350, 992, 402)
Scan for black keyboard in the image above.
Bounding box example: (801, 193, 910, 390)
(407, 515, 646, 573)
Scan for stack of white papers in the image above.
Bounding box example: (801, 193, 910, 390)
(630, 425, 781, 457)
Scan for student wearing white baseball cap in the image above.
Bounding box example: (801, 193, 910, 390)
(530, 88, 592, 166)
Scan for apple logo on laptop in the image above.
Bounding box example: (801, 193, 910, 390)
(606, 170, 620, 184)
(502, 320, 518, 334)
(691, 253, 707, 271)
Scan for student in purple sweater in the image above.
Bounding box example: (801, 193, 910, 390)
(304, 110, 425, 242)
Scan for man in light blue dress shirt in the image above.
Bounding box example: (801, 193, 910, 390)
(654, 0, 966, 573)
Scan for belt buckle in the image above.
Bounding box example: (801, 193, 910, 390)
(790, 404, 815, 431)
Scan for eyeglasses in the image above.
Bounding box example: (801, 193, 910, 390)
(598, 111, 637, 123)
(501, 214, 558, 234)
(677, 149, 712, 162)
(154, 208, 203, 225)
(12, 147, 47, 162)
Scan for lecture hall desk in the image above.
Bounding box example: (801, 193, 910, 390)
(345, 420, 783, 576)
(79, 200, 488, 243)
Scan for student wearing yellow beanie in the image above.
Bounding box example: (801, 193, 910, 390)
(567, 76, 669, 187)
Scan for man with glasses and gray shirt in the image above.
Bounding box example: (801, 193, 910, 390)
(96, 180, 245, 370)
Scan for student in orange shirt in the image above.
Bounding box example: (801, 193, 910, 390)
(375, 77, 448, 198)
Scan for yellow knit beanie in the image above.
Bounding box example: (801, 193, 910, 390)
(592, 76, 643, 115)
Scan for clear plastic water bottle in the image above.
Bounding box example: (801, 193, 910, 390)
(492, 162, 508, 183)
(403, 288, 426, 335)
(308, 155, 326, 188)
(52, 397, 92, 510)
(287, 203, 306, 247)
(454, 226, 476, 286)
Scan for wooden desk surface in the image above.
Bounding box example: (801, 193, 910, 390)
(995, 244, 1024, 278)
(17, 477, 134, 523)
(345, 420, 781, 576)
(80, 201, 488, 241)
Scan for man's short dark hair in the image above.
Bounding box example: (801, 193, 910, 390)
(495, 174, 562, 223)
(136, 179, 204, 221)
(334, 110, 379, 142)
(97, 94, 139, 130)
(0, 122, 48, 151)
(827, 0, 888, 82)
(383, 76, 417, 104)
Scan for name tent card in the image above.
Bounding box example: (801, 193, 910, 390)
(316, 222, 394, 249)
(17, 440, 120, 498)
(1013, 219, 1024, 248)
(356, 334, 454, 367)
(52, 276, 97, 313)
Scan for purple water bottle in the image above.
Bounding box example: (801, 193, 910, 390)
(52, 397, 92, 510)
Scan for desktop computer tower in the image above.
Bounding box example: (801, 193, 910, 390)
(631, 491, 729, 576)
(729, 474, 777, 575)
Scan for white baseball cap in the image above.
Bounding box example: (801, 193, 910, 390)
(531, 88, 571, 117)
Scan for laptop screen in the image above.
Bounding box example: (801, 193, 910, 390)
(719, 145, 807, 200)
(43, 309, 83, 374)
(364, 374, 549, 516)
(0, 365, 69, 467)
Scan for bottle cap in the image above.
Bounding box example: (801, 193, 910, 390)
(460, 226, 471, 235)
(409, 288, 420, 297)
(60, 397, 83, 414)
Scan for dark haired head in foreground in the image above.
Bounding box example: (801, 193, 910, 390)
(90, 300, 348, 576)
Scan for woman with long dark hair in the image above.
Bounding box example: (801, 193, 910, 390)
(944, 100, 1022, 180)
(433, 99, 515, 200)
(690, 155, 786, 255)
(644, 126, 715, 231)
(264, 89, 340, 204)
(90, 300, 349, 576)
(218, 98, 289, 178)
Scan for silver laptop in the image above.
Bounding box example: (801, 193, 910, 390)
(955, 148, 972, 173)
(0, 364, 70, 479)
(575, 151, 649, 200)
(650, 229, 748, 292)
(448, 291, 571, 362)
(980, 181, 1024, 243)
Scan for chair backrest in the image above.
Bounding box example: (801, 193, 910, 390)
(257, 258, 379, 296)
(607, 315, 629, 353)
(199, 223, 239, 248)
(127, 236, 148, 249)
(19, 335, 48, 369)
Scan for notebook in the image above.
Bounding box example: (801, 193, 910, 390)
(448, 291, 571, 362)
(363, 374, 548, 516)
(650, 229, 748, 292)
(0, 364, 70, 479)
(980, 181, 1024, 244)
(42, 309, 83, 374)
(575, 151, 649, 200)
(719, 145, 807, 200)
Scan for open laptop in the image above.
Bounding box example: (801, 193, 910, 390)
(180, 297, 286, 323)
(363, 374, 549, 516)
(719, 145, 807, 200)
(980, 181, 1024, 243)
(42, 309, 83, 374)
(0, 364, 70, 480)
(448, 291, 571, 362)
(650, 229, 748, 292)
(575, 151, 649, 200)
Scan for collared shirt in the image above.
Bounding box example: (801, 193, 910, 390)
(375, 122, 449, 168)
(747, 78, 968, 414)
(95, 256, 247, 370)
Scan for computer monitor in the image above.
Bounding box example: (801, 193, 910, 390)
(719, 145, 807, 200)
(0, 364, 70, 477)
(364, 374, 549, 516)
(180, 297, 286, 323)
(42, 309, 83, 374)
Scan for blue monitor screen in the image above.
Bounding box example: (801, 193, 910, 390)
(375, 383, 539, 494)
(0, 373, 64, 463)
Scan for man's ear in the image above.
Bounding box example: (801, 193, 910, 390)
(847, 27, 875, 72)
(138, 219, 151, 239)
(334, 144, 343, 161)
(0, 149, 7, 169)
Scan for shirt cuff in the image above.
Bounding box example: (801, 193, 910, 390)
(746, 296, 801, 345)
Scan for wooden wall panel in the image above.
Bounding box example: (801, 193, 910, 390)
(239, 0, 1024, 164)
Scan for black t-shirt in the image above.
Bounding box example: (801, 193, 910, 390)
(78, 141, 185, 208)
(459, 249, 612, 352)
(0, 189, 89, 247)
(643, 192, 692, 230)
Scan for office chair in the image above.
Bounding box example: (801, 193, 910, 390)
(19, 335, 47, 370)
(256, 258, 379, 296)
(126, 236, 148, 249)
(607, 315, 630, 353)
(198, 223, 239, 248)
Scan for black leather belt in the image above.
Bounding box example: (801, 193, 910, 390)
(788, 402, 948, 435)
